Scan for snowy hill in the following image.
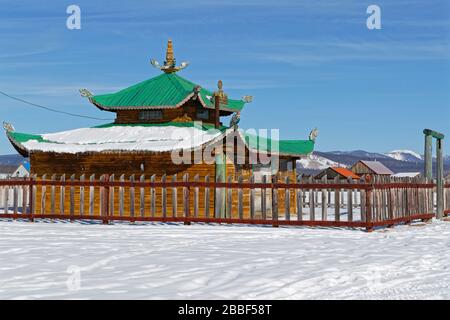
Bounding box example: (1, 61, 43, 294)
(300, 150, 450, 176)
(385, 150, 423, 162)
(297, 154, 346, 172)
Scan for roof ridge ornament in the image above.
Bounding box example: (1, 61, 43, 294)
(3, 121, 15, 132)
(150, 39, 190, 74)
(309, 128, 319, 141)
(79, 88, 93, 98)
(242, 95, 253, 103)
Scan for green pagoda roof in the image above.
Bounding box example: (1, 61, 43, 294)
(90, 73, 246, 113)
(243, 133, 314, 157)
(6, 122, 314, 158)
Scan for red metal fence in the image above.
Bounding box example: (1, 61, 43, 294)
(0, 174, 447, 232)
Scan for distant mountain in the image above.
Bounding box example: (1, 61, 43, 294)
(385, 150, 423, 162)
(0, 154, 28, 166)
(297, 154, 345, 171)
(298, 150, 450, 176)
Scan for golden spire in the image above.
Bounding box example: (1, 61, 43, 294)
(150, 39, 189, 74)
(213, 80, 228, 105)
(165, 39, 175, 67)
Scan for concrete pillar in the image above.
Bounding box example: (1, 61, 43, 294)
(424, 134, 433, 179)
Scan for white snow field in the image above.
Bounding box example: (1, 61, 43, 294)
(0, 219, 449, 300)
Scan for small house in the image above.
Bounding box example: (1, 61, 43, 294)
(0, 164, 29, 179)
(350, 160, 393, 177)
(314, 167, 360, 180)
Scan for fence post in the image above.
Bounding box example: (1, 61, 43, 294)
(172, 174, 177, 218)
(309, 176, 315, 221)
(347, 177, 353, 222)
(161, 174, 167, 218)
(261, 175, 267, 220)
(204, 175, 210, 219)
(109, 174, 115, 217)
(272, 175, 279, 227)
(285, 176, 290, 221)
(50, 174, 56, 215)
(70, 174, 75, 220)
(193, 174, 199, 218)
(60, 174, 65, 215)
(40, 174, 47, 215)
(89, 174, 95, 216)
(321, 176, 327, 221)
(140, 174, 145, 218)
(183, 173, 190, 225)
(79, 174, 85, 216)
(249, 174, 255, 220)
(150, 174, 156, 217)
(129, 174, 135, 221)
(29, 175, 36, 222)
(237, 175, 243, 219)
(334, 176, 340, 222)
(436, 138, 444, 219)
(104, 174, 110, 224)
(365, 185, 373, 232)
(119, 174, 124, 217)
(296, 175, 303, 221)
(226, 175, 233, 220)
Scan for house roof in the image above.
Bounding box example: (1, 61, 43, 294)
(90, 73, 246, 113)
(358, 160, 394, 175)
(0, 164, 19, 174)
(330, 167, 360, 179)
(6, 123, 314, 158)
(242, 132, 314, 157)
(392, 172, 421, 178)
(6, 122, 229, 156)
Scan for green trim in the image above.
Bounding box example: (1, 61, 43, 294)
(243, 133, 314, 156)
(423, 129, 445, 140)
(90, 73, 245, 112)
(8, 131, 47, 144)
(93, 121, 229, 132)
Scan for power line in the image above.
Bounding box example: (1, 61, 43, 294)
(0, 90, 114, 121)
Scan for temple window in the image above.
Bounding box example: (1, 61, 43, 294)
(197, 109, 209, 120)
(139, 110, 163, 121)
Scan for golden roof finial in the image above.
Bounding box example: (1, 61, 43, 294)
(165, 39, 175, 67)
(150, 39, 189, 74)
(213, 80, 228, 105)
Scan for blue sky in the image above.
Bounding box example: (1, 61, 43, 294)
(0, 0, 449, 155)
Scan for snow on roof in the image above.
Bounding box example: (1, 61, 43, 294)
(392, 172, 421, 178)
(16, 125, 226, 154)
(359, 160, 394, 175)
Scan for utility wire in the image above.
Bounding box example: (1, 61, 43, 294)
(0, 90, 114, 121)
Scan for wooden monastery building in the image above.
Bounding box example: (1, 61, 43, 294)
(5, 40, 315, 183)
(350, 160, 393, 178)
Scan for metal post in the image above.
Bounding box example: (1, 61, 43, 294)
(424, 134, 433, 179)
(436, 138, 444, 219)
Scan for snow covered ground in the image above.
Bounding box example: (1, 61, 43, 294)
(0, 219, 449, 300)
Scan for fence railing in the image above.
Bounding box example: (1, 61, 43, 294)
(0, 174, 447, 232)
